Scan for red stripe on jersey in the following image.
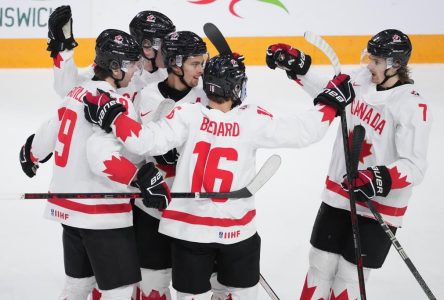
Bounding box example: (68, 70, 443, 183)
(325, 177, 407, 217)
(47, 198, 132, 214)
(162, 209, 256, 227)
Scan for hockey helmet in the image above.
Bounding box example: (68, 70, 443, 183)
(161, 31, 208, 68)
(129, 11, 175, 50)
(94, 29, 142, 71)
(203, 53, 247, 103)
(367, 29, 412, 67)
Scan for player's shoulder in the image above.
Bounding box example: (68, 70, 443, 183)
(236, 103, 275, 120)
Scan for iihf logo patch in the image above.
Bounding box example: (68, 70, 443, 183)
(219, 232, 224, 238)
(114, 35, 123, 44)
(146, 15, 156, 22)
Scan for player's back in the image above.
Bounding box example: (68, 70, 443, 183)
(46, 80, 134, 229)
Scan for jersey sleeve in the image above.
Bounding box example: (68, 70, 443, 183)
(253, 103, 336, 148)
(109, 104, 190, 157)
(86, 128, 139, 187)
(53, 50, 93, 98)
(295, 67, 332, 98)
(31, 106, 67, 160)
(388, 93, 432, 189)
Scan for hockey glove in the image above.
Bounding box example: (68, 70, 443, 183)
(266, 43, 311, 79)
(83, 89, 126, 133)
(135, 162, 171, 210)
(19, 134, 53, 178)
(47, 5, 78, 57)
(341, 166, 392, 201)
(314, 74, 355, 115)
(153, 148, 179, 166)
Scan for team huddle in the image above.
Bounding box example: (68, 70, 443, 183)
(18, 5, 432, 300)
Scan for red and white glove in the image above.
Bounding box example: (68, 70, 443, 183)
(341, 166, 392, 201)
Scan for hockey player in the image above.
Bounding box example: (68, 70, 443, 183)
(46, 7, 179, 299)
(266, 29, 433, 299)
(46, 6, 175, 99)
(19, 29, 171, 300)
(82, 52, 355, 299)
(130, 30, 210, 299)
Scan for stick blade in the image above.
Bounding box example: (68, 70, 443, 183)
(304, 31, 341, 76)
(151, 99, 176, 122)
(247, 155, 281, 195)
(203, 23, 232, 55)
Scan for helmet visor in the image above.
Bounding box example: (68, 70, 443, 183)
(121, 57, 143, 75)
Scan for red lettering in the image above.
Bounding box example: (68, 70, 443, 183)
(200, 117, 210, 130)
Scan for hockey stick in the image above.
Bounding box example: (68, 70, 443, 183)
(304, 31, 341, 76)
(364, 203, 437, 299)
(259, 274, 280, 300)
(151, 98, 176, 122)
(203, 23, 232, 55)
(305, 30, 367, 299)
(344, 124, 368, 300)
(2, 155, 281, 200)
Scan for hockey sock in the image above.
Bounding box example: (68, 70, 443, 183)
(330, 257, 370, 300)
(139, 268, 172, 299)
(300, 247, 340, 300)
(100, 284, 136, 300)
(58, 275, 96, 300)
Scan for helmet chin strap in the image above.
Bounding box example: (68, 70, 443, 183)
(112, 70, 126, 89)
(143, 49, 158, 73)
(379, 68, 398, 87)
(173, 66, 194, 89)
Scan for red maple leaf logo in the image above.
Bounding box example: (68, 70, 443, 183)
(348, 129, 372, 163)
(103, 155, 137, 185)
(389, 166, 411, 189)
(141, 290, 167, 300)
(114, 114, 142, 142)
(53, 52, 64, 68)
(318, 104, 336, 124)
(330, 289, 351, 300)
(300, 275, 318, 300)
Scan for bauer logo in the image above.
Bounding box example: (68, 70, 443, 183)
(188, 0, 289, 18)
(219, 230, 241, 239)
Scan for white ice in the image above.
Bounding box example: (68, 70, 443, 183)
(1, 65, 443, 299)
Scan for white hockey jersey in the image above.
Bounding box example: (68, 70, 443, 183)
(108, 101, 336, 244)
(31, 80, 142, 229)
(130, 81, 209, 219)
(302, 67, 432, 227)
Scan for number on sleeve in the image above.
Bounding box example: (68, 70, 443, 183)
(418, 103, 427, 122)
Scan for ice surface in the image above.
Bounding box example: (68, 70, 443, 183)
(1, 65, 443, 299)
